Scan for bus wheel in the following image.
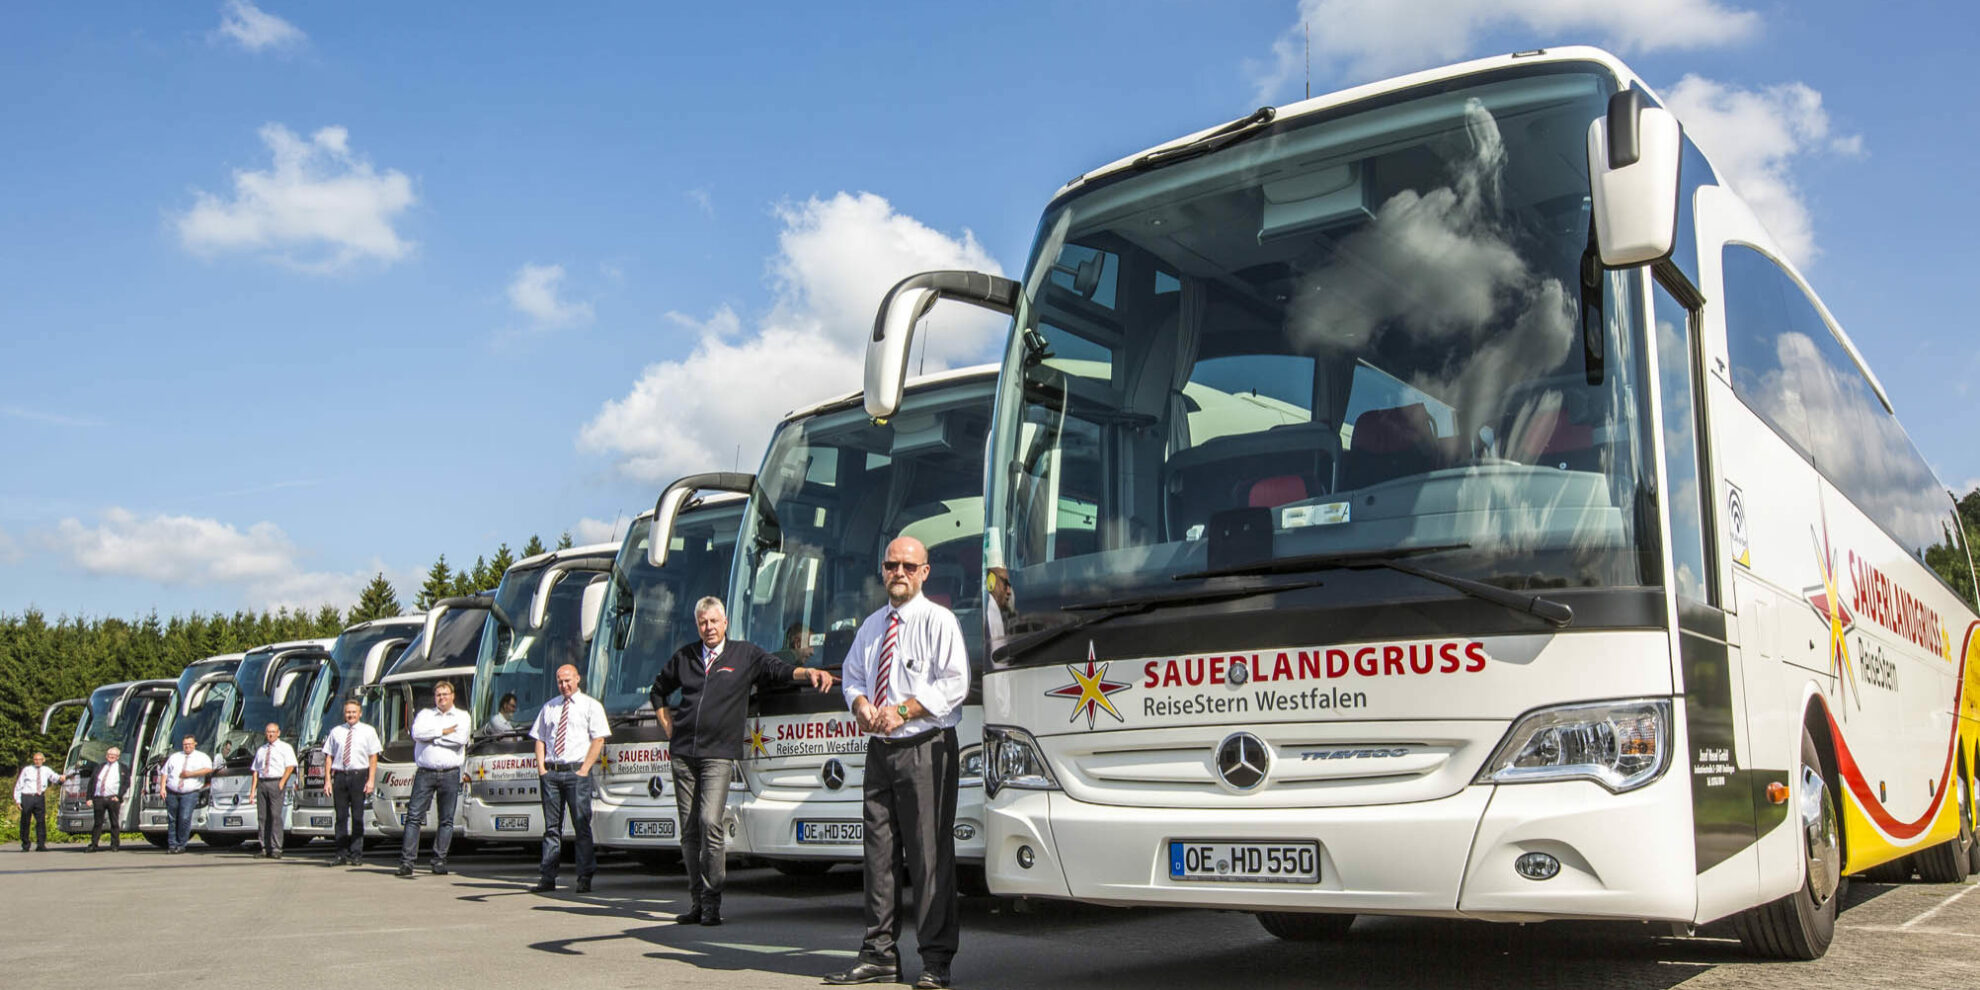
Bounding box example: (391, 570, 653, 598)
(1256, 912, 1354, 941)
(1969, 751, 1980, 875)
(772, 860, 835, 877)
(1733, 728, 1838, 960)
(1915, 756, 1975, 882)
(143, 832, 170, 849)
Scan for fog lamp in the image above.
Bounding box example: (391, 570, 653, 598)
(1514, 852, 1561, 881)
(1017, 844, 1035, 869)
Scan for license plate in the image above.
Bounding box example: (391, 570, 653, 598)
(629, 819, 676, 839)
(223, 816, 244, 828)
(795, 820, 862, 844)
(494, 815, 530, 832)
(1169, 840, 1320, 883)
(310, 816, 331, 828)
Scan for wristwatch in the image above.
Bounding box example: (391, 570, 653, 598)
(896, 702, 911, 719)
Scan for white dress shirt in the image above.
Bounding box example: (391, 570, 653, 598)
(251, 740, 299, 779)
(841, 592, 971, 739)
(325, 722, 383, 772)
(161, 751, 214, 793)
(411, 707, 474, 770)
(529, 692, 610, 763)
(93, 762, 124, 798)
(13, 764, 59, 800)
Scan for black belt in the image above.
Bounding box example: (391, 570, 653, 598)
(544, 761, 581, 772)
(333, 768, 368, 775)
(415, 765, 458, 773)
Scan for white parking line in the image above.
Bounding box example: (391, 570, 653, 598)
(1900, 883, 1976, 929)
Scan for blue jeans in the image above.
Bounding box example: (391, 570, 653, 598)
(166, 791, 199, 850)
(400, 767, 461, 867)
(672, 756, 734, 901)
(538, 769, 595, 884)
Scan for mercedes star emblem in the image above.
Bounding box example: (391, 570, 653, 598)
(646, 774, 666, 800)
(821, 758, 846, 791)
(1227, 658, 1250, 685)
(1214, 732, 1270, 791)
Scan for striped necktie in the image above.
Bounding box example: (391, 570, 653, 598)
(554, 699, 570, 760)
(874, 609, 900, 709)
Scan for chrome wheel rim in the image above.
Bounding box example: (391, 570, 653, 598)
(1801, 764, 1841, 905)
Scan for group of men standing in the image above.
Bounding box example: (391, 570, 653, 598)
(11, 531, 973, 988)
(11, 747, 151, 853)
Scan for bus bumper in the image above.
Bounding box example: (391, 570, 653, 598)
(985, 770, 1692, 921)
(739, 785, 986, 864)
(459, 795, 546, 842)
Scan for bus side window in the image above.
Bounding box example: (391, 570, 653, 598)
(1653, 278, 1714, 606)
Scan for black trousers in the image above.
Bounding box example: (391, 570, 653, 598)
(858, 727, 959, 970)
(91, 798, 122, 848)
(331, 770, 369, 860)
(17, 795, 46, 848)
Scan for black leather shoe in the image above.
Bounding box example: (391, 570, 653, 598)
(330, 855, 347, 866)
(431, 861, 450, 876)
(575, 876, 592, 893)
(530, 879, 557, 893)
(700, 895, 722, 926)
(914, 972, 953, 989)
(822, 962, 899, 985)
(396, 864, 414, 877)
(673, 903, 703, 925)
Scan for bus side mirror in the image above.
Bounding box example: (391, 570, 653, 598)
(580, 580, 607, 644)
(1587, 89, 1682, 268)
(866, 270, 1019, 419)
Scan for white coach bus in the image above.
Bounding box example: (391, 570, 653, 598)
(645, 367, 995, 880)
(861, 47, 1980, 959)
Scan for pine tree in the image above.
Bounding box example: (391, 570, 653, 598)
(489, 543, 516, 579)
(348, 573, 402, 624)
(415, 555, 453, 611)
(522, 534, 546, 558)
(555, 531, 574, 550)
(452, 556, 491, 598)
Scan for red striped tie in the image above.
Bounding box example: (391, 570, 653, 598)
(874, 609, 900, 709)
(554, 700, 570, 759)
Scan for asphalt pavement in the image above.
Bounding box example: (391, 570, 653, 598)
(1, 840, 1973, 989)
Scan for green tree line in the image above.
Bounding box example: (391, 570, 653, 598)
(1, 530, 574, 775)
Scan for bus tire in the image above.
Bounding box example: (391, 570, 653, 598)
(1256, 912, 1354, 941)
(772, 859, 835, 877)
(1969, 749, 1980, 875)
(1915, 755, 1975, 882)
(1733, 728, 1838, 960)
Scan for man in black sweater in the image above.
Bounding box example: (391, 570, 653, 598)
(651, 595, 835, 925)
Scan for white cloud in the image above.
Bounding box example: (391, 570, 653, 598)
(0, 526, 23, 565)
(506, 263, 594, 330)
(1251, 0, 1761, 97)
(216, 1, 306, 53)
(41, 508, 380, 612)
(579, 191, 1004, 483)
(1, 405, 104, 428)
(572, 517, 622, 546)
(687, 188, 715, 216)
(176, 124, 416, 272)
(1664, 75, 1861, 264)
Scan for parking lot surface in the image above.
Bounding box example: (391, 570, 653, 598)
(2, 842, 1974, 989)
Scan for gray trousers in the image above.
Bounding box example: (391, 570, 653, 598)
(255, 779, 286, 853)
(858, 727, 960, 970)
(672, 756, 735, 902)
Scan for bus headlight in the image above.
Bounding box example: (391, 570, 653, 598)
(1475, 698, 1671, 793)
(958, 744, 985, 788)
(984, 726, 1059, 798)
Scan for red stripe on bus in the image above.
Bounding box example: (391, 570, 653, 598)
(1818, 620, 1974, 842)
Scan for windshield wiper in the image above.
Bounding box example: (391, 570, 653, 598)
(1176, 543, 1573, 628)
(1128, 107, 1277, 173)
(995, 576, 1327, 665)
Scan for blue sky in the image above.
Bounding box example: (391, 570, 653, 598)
(4, 0, 1977, 618)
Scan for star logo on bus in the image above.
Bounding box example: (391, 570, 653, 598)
(1803, 517, 1861, 713)
(1045, 643, 1130, 729)
(746, 719, 769, 758)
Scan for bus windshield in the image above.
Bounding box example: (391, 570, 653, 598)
(159, 660, 242, 757)
(305, 621, 418, 746)
(222, 648, 324, 761)
(471, 559, 606, 737)
(986, 66, 1658, 657)
(586, 504, 744, 716)
(730, 379, 992, 682)
(66, 690, 125, 767)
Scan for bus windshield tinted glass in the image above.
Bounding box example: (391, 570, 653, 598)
(67, 691, 124, 765)
(987, 67, 1656, 648)
(224, 650, 322, 760)
(161, 662, 241, 756)
(587, 505, 743, 716)
(472, 563, 602, 735)
(730, 381, 992, 675)
(307, 623, 417, 744)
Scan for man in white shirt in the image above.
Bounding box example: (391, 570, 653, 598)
(250, 723, 298, 859)
(88, 747, 129, 852)
(13, 752, 58, 851)
(157, 736, 215, 854)
(529, 663, 609, 893)
(399, 680, 473, 877)
(825, 536, 971, 990)
(321, 700, 382, 867)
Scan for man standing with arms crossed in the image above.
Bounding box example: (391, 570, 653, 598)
(824, 536, 971, 990)
(530, 664, 609, 893)
(88, 747, 129, 852)
(251, 723, 297, 859)
(400, 680, 472, 877)
(13, 752, 58, 851)
(651, 597, 836, 926)
(158, 736, 215, 854)
(322, 699, 381, 867)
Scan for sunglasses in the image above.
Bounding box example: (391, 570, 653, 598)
(881, 560, 926, 573)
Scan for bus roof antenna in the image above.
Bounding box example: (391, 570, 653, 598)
(1304, 22, 1310, 100)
